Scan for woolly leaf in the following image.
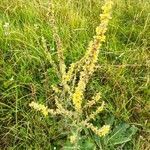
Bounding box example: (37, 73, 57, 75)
(105, 123, 138, 146)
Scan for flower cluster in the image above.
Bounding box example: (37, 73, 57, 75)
(69, 134, 77, 144)
(29, 101, 49, 116)
(83, 121, 110, 137)
(72, 0, 113, 112)
(98, 125, 111, 136)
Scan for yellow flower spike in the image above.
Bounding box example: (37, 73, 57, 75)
(83, 122, 110, 137)
(29, 101, 49, 116)
(98, 125, 110, 137)
(72, 0, 113, 112)
(72, 88, 83, 111)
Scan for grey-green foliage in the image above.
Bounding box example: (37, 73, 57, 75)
(105, 123, 138, 149)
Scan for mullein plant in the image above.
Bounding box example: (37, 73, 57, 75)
(30, 0, 113, 148)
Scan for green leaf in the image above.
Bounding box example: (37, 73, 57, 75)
(105, 123, 138, 146)
(80, 138, 96, 150)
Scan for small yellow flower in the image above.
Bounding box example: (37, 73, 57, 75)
(51, 85, 60, 93)
(69, 134, 77, 144)
(97, 101, 105, 112)
(98, 125, 110, 137)
(94, 35, 106, 42)
(102, 1, 113, 11)
(94, 92, 101, 102)
(100, 13, 112, 20)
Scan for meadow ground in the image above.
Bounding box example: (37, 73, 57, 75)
(0, 0, 150, 149)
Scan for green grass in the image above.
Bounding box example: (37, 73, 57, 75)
(0, 0, 150, 149)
